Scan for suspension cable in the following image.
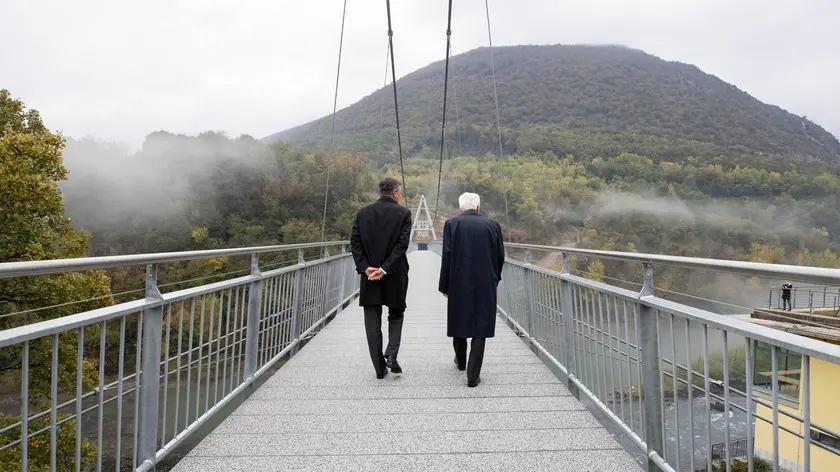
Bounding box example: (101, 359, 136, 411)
(484, 0, 511, 237)
(320, 0, 349, 244)
(385, 0, 407, 203)
(375, 40, 391, 159)
(433, 0, 454, 226)
(451, 42, 463, 156)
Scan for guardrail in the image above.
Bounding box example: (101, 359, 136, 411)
(711, 437, 750, 461)
(498, 243, 840, 472)
(0, 241, 357, 472)
(768, 285, 840, 313)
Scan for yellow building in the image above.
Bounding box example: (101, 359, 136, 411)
(751, 323, 840, 472)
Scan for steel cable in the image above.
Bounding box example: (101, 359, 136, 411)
(433, 0, 455, 226)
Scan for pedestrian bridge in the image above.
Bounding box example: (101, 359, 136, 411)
(169, 250, 637, 471)
(2, 241, 840, 472)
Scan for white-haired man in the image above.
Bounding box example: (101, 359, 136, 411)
(438, 192, 505, 387)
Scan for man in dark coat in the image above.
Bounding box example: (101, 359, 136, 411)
(438, 192, 505, 387)
(351, 177, 412, 378)
(781, 281, 793, 311)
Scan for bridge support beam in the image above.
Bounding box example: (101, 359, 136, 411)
(638, 263, 665, 472)
(138, 264, 163, 471)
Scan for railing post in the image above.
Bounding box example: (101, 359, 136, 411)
(638, 262, 664, 472)
(559, 252, 579, 398)
(290, 249, 305, 356)
(523, 250, 536, 340)
(336, 246, 347, 314)
(243, 253, 262, 382)
(138, 264, 163, 470)
(317, 247, 331, 331)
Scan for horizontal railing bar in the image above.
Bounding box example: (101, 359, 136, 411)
(161, 253, 349, 304)
(507, 259, 642, 303)
(648, 296, 840, 365)
(0, 241, 348, 279)
(259, 252, 349, 278)
(0, 254, 350, 348)
(505, 242, 840, 286)
(507, 256, 840, 365)
(160, 275, 257, 303)
(0, 299, 148, 348)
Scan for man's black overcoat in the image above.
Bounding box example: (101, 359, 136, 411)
(438, 210, 505, 338)
(350, 196, 412, 309)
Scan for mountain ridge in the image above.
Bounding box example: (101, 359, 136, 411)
(265, 44, 840, 163)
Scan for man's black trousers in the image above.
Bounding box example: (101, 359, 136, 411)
(363, 305, 404, 373)
(453, 337, 486, 382)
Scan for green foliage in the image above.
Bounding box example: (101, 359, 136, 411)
(698, 457, 772, 472)
(585, 260, 605, 283)
(0, 414, 97, 472)
(0, 89, 111, 472)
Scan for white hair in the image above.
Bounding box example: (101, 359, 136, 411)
(458, 192, 481, 211)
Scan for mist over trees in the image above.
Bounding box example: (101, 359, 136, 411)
(56, 122, 840, 313)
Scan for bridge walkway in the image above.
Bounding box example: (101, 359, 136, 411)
(171, 251, 640, 471)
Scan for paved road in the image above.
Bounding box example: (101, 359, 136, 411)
(171, 251, 640, 471)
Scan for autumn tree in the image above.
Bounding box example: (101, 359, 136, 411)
(0, 89, 110, 470)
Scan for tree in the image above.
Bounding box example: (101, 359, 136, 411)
(0, 90, 109, 470)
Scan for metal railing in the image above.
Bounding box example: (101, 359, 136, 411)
(0, 241, 357, 472)
(711, 437, 750, 461)
(768, 285, 840, 313)
(498, 243, 840, 472)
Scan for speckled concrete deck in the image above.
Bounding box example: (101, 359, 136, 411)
(171, 251, 640, 472)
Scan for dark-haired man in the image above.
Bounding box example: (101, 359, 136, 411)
(351, 177, 412, 378)
(781, 281, 793, 311)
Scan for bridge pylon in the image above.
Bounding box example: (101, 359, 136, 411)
(409, 194, 437, 244)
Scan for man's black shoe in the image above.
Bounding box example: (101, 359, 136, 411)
(386, 356, 403, 374)
(467, 377, 481, 388)
(454, 356, 466, 371)
(376, 368, 389, 380)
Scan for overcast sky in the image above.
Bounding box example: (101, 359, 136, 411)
(2, 0, 837, 149)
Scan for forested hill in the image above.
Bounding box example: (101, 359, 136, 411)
(265, 44, 840, 163)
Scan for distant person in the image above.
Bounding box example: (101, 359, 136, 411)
(781, 281, 793, 311)
(351, 177, 412, 378)
(438, 192, 505, 387)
